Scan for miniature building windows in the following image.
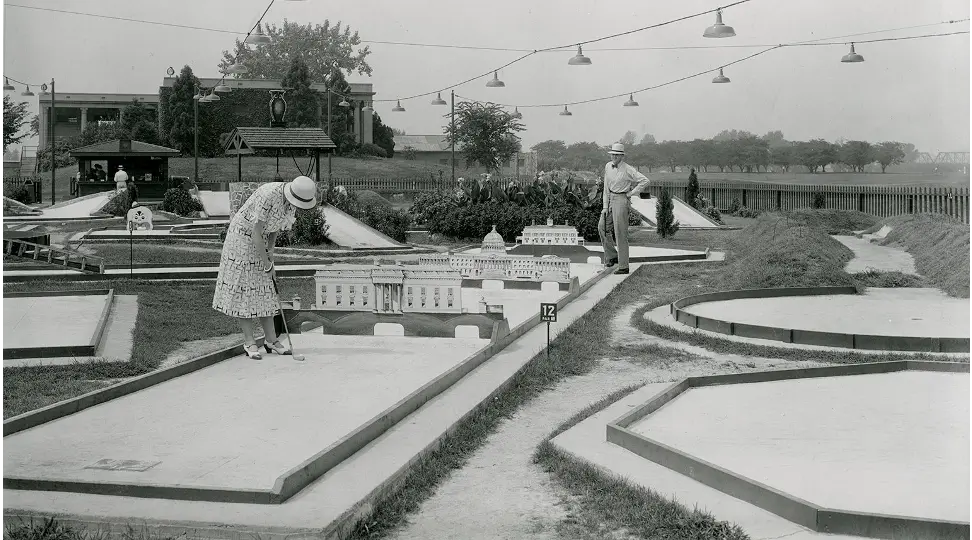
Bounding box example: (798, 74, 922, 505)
(321, 285, 327, 304)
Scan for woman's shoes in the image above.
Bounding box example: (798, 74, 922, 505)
(264, 339, 292, 355)
(243, 344, 263, 360)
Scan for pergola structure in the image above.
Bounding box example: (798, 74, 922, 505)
(223, 127, 337, 184)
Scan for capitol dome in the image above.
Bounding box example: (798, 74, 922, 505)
(482, 225, 506, 255)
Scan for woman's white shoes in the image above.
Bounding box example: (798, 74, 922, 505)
(243, 344, 263, 360)
(263, 339, 292, 355)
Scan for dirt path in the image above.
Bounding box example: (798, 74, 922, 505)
(385, 300, 830, 540)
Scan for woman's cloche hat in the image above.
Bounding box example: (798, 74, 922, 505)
(285, 175, 318, 210)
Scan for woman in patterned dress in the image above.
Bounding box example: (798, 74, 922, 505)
(213, 176, 318, 359)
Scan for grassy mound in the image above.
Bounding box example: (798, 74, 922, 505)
(868, 213, 970, 298)
(776, 208, 880, 235)
(716, 212, 859, 291)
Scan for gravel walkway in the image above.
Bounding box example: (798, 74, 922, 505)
(385, 299, 830, 540)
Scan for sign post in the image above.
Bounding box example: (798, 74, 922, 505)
(127, 220, 134, 277)
(539, 302, 558, 360)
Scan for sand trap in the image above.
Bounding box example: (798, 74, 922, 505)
(684, 288, 969, 338)
(630, 371, 970, 522)
(832, 235, 917, 274)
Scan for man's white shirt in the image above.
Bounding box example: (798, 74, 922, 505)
(603, 161, 650, 197)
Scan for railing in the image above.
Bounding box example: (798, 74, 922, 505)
(4, 238, 106, 274)
(3, 177, 42, 204)
(643, 180, 971, 224)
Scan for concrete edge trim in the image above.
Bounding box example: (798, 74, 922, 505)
(88, 289, 115, 349)
(2, 477, 274, 505)
(321, 264, 621, 538)
(2, 340, 257, 437)
(4, 289, 112, 298)
(603, 361, 971, 539)
(669, 287, 970, 352)
(605, 424, 822, 530)
(2, 344, 96, 361)
(269, 264, 616, 503)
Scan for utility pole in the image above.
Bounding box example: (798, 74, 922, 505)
(193, 85, 199, 185)
(327, 88, 333, 196)
(451, 90, 456, 185)
(50, 79, 56, 204)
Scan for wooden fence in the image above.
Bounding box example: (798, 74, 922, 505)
(643, 180, 970, 224)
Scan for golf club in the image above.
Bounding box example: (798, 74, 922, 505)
(270, 273, 305, 361)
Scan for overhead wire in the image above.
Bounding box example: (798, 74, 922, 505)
(454, 30, 969, 109)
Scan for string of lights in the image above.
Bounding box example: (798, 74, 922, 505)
(453, 30, 969, 112)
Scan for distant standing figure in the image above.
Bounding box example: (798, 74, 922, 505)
(598, 143, 650, 275)
(114, 165, 129, 192)
(94, 164, 107, 181)
(212, 176, 317, 360)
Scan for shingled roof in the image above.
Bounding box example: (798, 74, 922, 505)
(224, 127, 337, 155)
(69, 139, 181, 157)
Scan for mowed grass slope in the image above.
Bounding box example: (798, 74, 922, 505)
(865, 213, 971, 298)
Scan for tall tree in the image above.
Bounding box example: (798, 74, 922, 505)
(3, 95, 34, 150)
(531, 140, 568, 170)
(838, 140, 874, 172)
(322, 69, 357, 154)
(162, 65, 206, 154)
(564, 142, 604, 172)
(685, 169, 700, 209)
(219, 20, 371, 80)
(371, 112, 396, 157)
(639, 133, 657, 145)
(120, 98, 159, 144)
(619, 130, 637, 145)
(444, 101, 525, 174)
(874, 141, 905, 173)
(280, 56, 320, 128)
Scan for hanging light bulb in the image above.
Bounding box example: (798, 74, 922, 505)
(486, 71, 505, 88)
(841, 43, 864, 63)
(512, 107, 522, 119)
(193, 88, 204, 100)
(568, 45, 592, 65)
(392, 100, 406, 112)
(338, 98, 351, 108)
(362, 103, 374, 113)
(21, 85, 34, 97)
(245, 22, 272, 46)
(431, 92, 447, 105)
(703, 9, 736, 38)
(711, 68, 730, 83)
(559, 105, 572, 116)
(3, 78, 15, 91)
(623, 94, 639, 107)
(215, 80, 232, 93)
(206, 90, 221, 102)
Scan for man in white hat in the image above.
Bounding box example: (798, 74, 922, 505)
(599, 143, 649, 274)
(114, 164, 129, 193)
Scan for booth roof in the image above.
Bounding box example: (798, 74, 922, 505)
(70, 139, 181, 157)
(224, 127, 337, 155)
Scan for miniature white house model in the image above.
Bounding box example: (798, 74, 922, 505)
(314, 263, 464, 314)
(418, 225, 571, 282)
(515, 217, 584, 246)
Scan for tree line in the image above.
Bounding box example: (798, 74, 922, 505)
(532, 130, 918, 174)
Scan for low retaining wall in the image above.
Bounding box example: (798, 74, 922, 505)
(670, 287, 970, 353)
(606, 361, 971, 540)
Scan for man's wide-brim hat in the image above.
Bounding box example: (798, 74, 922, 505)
(608, 143, 625, 155)
(285, 175, 318, 210)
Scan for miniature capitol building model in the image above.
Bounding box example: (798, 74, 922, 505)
(418, 225, 572, 283)
(314, 261, 502, 314)
(516, 217, 585, 246)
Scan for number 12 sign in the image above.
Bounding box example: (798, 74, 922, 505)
(540, 302, 558, 323)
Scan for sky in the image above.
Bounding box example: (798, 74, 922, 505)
(2, 0, 970, 154)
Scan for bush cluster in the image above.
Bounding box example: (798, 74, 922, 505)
(160, 188, 204, 216)
(728, 199, 759, 218)
(349, 143, 389, 159)
(4, 183, 34, 205)
(411, 190, 610, 242)
(99, 190, 133, 217)
(692, 194, 723, 224)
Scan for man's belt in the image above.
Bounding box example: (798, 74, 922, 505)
(609, 190, 628, 195)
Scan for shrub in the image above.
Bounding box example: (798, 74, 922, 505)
(160, 187, 204, 216)
(99, 191, 132, 217)
(4, 183, 33, 205)
(352, 143, 389, 159)
(333, 190, 411, 243)
(728, 197, 742, 214)
(733, 205, 759, 218)
(685, 169, 700, 209)
(705, 205, 723, 223)
(655, 189, 680, 238)
(356, 190, 392, 208)
(811, 192, 826, 209)
(276, 207, 329, 246)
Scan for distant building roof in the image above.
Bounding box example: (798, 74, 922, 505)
(394, 135, 457, 153)
(69, 139, 181, 157)
(224, 127, 337, 155)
